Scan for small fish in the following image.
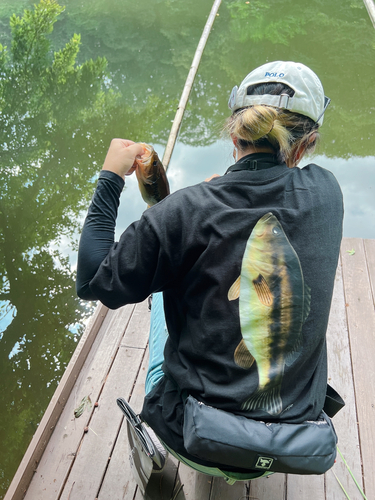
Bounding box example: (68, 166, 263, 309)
(135, 143, 170, 206)
(74, 395, 92, 418)
(228, 213, 310, 416)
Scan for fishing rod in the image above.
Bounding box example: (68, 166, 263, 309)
(362, 0, 375, 28)
(162, 0, 222, 170)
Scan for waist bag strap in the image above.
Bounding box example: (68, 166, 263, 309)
(324, 384, 345, 417)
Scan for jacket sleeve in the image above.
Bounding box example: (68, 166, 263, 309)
(76, 171, 183, 309)
(76, 170, 125, 301)
(88, 213, 169, 308)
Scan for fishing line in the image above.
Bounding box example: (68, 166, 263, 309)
(334, 446, 368, 500)
(332, 446, 368, 500)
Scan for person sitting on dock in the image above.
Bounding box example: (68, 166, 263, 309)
(76, 61, 343, 486)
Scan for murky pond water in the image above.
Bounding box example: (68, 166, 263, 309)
(0, 0, 374, 495)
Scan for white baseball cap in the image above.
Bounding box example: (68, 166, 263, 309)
(228, 61, 330, 126)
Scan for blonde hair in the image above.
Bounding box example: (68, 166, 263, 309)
(225, 84, 319, 165)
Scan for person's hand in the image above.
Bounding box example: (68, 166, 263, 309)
(102, 139, 145, 179)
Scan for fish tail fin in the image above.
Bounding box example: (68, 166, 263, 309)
(241, 385, 282, 416)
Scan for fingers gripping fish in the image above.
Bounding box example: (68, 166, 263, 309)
(228, 213, 311, 416)
(135, 143, 170, 206)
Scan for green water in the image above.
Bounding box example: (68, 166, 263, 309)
(170, 0, 375, 238)
(0, 0, 374, 496)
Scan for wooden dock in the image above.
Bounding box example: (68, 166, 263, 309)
(5, 237, 375, 500)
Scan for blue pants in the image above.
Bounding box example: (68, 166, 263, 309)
(144, 292, 271, 483)
(145, 292, 168, 395)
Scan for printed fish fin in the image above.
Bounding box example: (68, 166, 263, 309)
(228, 276, 241, 301)
(234, 339, 255, 369)
(252, 274, 273, 306)
(302, 282, 311, 323)
(285, 338, 303, 367)
(241, 385, 282, 416)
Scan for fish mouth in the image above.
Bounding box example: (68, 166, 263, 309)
(137, 143, 154, 166)
(254, 212, 275, 237)
(259, 212, 274, 223)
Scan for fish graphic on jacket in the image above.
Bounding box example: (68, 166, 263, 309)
(228, 212, 311, 416)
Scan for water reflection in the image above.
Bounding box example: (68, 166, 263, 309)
(114, 142, 375, 241)
(169, 141, 375, 238)
(0, 0, 374, 496)
(172, 0, 375, 238)
(320, 155, 375, 238)
(0, 0, 214, 494)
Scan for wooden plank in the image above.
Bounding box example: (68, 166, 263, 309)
(341, 237, 375, 499)
(174, 463, 212, 500)
(4, 302, 108, 500)
(59, 344, 144, 500)
(249, 473, 286, 500)
(100, 342, 179, 500)
(364, 238, 375, 302)
(98, 348, 149, 500)
(98, 302, 151, 499)
(209, 477, 246, 499)
(121, 300, 152, 349)
(60, 301, 148, 500)
(286, 475, 324, 499)
(325, 255, 364, 499)
(24, 304, 135, 500)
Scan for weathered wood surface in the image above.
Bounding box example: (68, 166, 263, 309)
(4, 302, 108, 500)
(250, 473, 286, 499)
(174, 463, 212, 500)
(325, 258, 364, 499)
(98, 349, 150, 500)
(341, 238, 375, 499)
(23, 303, 136, 500)
(5, 238, 375, 500)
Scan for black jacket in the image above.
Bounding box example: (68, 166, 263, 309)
(76, 153, 343, 465)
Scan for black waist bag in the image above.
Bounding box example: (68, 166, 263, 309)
(183, 395, 338, 475)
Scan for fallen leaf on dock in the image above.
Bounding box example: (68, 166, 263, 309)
(346, 249, 355, 255)
(74, 395, 92, 418)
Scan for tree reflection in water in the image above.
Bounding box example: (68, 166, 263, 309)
(0, 0, 174, 494)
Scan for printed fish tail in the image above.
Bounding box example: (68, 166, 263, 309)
(241, 385, 282, 416)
